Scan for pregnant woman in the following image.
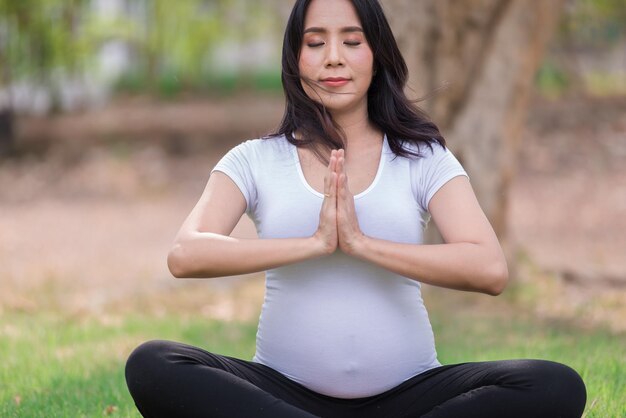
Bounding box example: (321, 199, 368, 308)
(125, 1, 587, 416)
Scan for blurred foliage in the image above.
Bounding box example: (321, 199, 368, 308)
(0, 0, 92, 110)
(0, 0, 90, 77)
(535, 60, 571, 99)
(535, 0, 626, 98)
(1, 0, 623, 107)
(105, 0, 282, 96)
(0, 0, 283, 108)
(583, 71, 626, 96)
(114, 68, 283, 98)
(559, 0, 626, 46)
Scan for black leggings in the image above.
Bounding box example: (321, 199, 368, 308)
(125, 340, 586, 418)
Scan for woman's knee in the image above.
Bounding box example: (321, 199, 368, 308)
(126, 340, 171, 372)
(524, 360, 585, 392)
(521, 359, 587, 416)
(125, 340, 176, 393)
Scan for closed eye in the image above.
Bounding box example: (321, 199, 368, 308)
(344, 41, 361, 46)
(307, 42, 325, 48)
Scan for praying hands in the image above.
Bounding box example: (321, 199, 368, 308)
(314, 149, 366, 256)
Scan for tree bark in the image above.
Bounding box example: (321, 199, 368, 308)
(0, 108, 15, 156)
(0, 9, 15, 156)
(383, 0, 565, 266)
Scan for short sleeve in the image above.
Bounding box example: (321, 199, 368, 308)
(210, 141, 258, 214)
(412, 144, 468, 213)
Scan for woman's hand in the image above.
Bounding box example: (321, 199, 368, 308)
(311, 149, 507, 295)
(335, 150, 366, 256)
(313, 150, 339, 255)
(313, 149, 366, 257)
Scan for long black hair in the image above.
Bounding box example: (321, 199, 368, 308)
(269, 0, 445, 163)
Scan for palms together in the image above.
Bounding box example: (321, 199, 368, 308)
(315, 149, 365, 256)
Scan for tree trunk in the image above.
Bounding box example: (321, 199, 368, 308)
(0, 109, 14, 156)
(383, 0, 565, 267)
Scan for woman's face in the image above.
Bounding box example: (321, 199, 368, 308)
(298, 0, 375, 117)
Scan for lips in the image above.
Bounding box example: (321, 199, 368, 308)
(320, 77, 350, 87)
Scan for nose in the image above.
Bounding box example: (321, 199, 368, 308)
(325, 39, 343, 67)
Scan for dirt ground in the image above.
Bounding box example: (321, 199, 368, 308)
(511, 96, 626, 280)
(1, 93, 625, 331)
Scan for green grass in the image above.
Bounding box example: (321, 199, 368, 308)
(0, 313, 257, 417)
(1, 297, 624, 417)
(429, 302, 625, 417)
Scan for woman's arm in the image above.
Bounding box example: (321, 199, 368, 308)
(167, 171, 330, 278)
(344, 176, 508, 295)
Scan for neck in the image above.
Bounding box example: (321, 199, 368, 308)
(331, 106, 381, 149)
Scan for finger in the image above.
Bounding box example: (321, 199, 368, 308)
(336, 154, 348, 193)
(328, 151, 336, 173)
(338, 173, 346, 198)
(330, 172, 337, 201)
(324, 154, 336, 198)
(322, 172, 337, 219)
(328, 149, 336, 167)
(337, 154, 344, 176)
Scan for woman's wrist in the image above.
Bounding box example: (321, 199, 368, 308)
(342, 233, 370, 258)
(308, 234, 336, 257)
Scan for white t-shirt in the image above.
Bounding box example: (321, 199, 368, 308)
(211, 134, 467, 398)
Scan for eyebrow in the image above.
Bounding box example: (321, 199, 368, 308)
(303, 26, 364, 34)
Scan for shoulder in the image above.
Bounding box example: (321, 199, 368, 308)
(399, 140, 451, 165)
(404, 139, 467, 199)
(229, 135, 290, 159)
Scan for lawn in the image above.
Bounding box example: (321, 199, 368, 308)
(1, 289, 623, 417)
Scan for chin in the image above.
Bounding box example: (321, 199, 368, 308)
(316, 96, 363, 114)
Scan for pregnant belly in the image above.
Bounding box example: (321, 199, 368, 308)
(252, 279, 440, 398)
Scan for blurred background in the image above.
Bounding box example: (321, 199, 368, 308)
(0, 0, 625, 415)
